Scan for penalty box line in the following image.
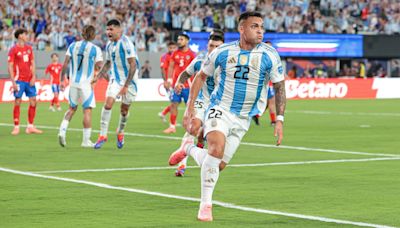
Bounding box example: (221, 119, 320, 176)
(0, 167, 396, 228)
(0, 123, 398, 158)
(33, 157, 400, 174)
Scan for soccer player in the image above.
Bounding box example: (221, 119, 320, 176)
(168, 12, 286, 221)
(172, 30, 225, 177)
(93, 19, 139, 149)
(8, 28, 43, 135)
(158, 41, 177, 122)
(163, 33, 196, 134)
(58, 25, 103, 147)
(45, 53, 63, 112)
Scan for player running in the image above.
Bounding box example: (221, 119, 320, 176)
(58, 25, 103, 147)
(158, 41, 177, 122)
(168, 12, 286, 221)
(163, 33, 196, 134)
(93, 19, 139, 149)
(171, 30, 225, 177)
(8, 28, 43, 135)
(45, 53, 63, 112)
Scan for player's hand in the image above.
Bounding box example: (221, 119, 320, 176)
(274, 121, 284, 146)
(90, 79, 97, 89)
(174, 83, 184, 95)
(118, 86, 128, 97)
(29, 78, 35, 87)
(163, 81, 171, 90)
(12, 82, 19, 92)
(60, 84, 65, 92)
(183, 105, 195, 132)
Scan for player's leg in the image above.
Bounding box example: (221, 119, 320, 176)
(26, 83, 42, 134)
(164, 102, 179, 133)
(54, 84, 61, 111)
(81, 87, 96, 147)
(95, 82, 117, 149)
(11, 81, 24, 135)
(58, 86, 79, 147)
(158, 104, 170, 123)
(116, 103, 130, 149)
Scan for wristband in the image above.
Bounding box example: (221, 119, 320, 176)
(277, 115, 284, 122)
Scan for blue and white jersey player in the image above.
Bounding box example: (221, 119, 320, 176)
(168, 12, 287, 222)
(92, 19, 140, 149)
(58, 25, 103, 148)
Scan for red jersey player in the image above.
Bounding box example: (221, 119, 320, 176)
(163, 33, 196, 134)
(45, 53, 63, 111)
(158, 41, 177, 122)
(8, 28, 42, 135)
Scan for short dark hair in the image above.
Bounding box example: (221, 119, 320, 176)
(238, 11, 263, 24)
(209, 29, 224, 42)
(51, 53, 59, 58)
(14, 28, 27, 39)
(107, 19, 121, 27)
(178, 32, 190, 40)
(167, 41, 176, 46)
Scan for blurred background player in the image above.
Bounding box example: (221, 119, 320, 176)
(163, 33, 196, 134)
(45, 53, 63, 112)
(58, 25, 103, 147)
(158, 41, 177, 122)
(169, 12, 286, 221)
(8, 28, 43, 135)
(172, 30, 225, 176)
(93, 19, 139, 149)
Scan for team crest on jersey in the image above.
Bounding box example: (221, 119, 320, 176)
(239, 55, 248, 65)
(17, 52, 22, 56)
(186, 55, 191, 60)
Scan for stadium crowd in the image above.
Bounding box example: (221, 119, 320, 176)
(0, 0, 399, 52)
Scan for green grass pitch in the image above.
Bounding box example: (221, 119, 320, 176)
(0, 99, 399, 227)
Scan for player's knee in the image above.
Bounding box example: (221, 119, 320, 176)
(219, 162, 227, 171)
(208, 144, 224, 159)
(189, 121, 201, 136)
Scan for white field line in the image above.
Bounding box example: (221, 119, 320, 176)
(287, 110, 400, 117)
(1, 123, 398, 158)
(0, 167, 396, 228)
(33, 157, 400, 174)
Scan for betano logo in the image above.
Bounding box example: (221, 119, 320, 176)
(286, 80, 348, 99)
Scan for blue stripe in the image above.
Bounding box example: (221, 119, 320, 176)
(249, 52, 271, 117)
(206, 77, 214, 97)
(119, 42, 129, 79)
(230, 50, 251, 115)
(74, 41, 88, 83)
(69, 43, 76, 77)
(82, 90, 94, 109)
(210, 50, 229, 106)
(194, 60, 202, 72)
(87, 46, 96, 79)
(112, 42, 121, 84)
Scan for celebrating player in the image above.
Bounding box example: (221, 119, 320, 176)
(58, 25, 103, 147)
(45, 53, 63, 112)
(158, 41, 177, 122)
(93, 19, 139, 149)
(168, 12, 286, 221)
(171, 30, 225, 176)
(8, 28, 42, 135)
(163, 33, 196, 134)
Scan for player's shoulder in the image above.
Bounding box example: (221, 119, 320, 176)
(258, 43, 279, 56)
(121, 35, 134, 46)
(210, 41, 238, 58)
(195, 51, 207, 61)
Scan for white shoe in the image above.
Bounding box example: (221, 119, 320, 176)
(158, 112, 167, 123)
(58, 134, 66, 147)
(49, 106, 55, 112)
(81, 141, 95, 148)
(57, 107, 62, 111)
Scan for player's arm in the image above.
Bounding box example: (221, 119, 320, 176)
(271, 55, 286, 145)
(8, 62, 18, 92)
(60, 56, 70, 90)
(30, 53, 36, 86)
(166, 58, 175, 89)
(93, 60, 111, 83)
(124, 57, 137, 87)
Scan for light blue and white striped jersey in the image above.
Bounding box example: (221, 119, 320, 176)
(185, 51, 218, 102)
(105, 35, 139, 91)
(202, 41, 284, 118)
(66, 40, 103, 87)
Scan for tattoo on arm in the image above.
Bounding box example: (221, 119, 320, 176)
(273, 80, 286, 116)
(124, 58, 137, 87)
(178, 71, 191, 84)
(97, 60, 111, 80)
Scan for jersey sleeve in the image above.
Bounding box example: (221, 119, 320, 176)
(269, 49, 284, 83)
(45, 65, 50, 74)
(105, 42, 111, 61)
(185, 56, 200, 75)
(95, 46, 103, 62)
(66, 43, 73, 57)
(7, 47, 15, 63)
(124, 39, 137, 59)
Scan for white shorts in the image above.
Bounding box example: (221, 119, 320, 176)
(68, 85, 96, 109)
(105, 80, 137, 105)
(203, 105, 251, 163)
(194, 98, 209, 124)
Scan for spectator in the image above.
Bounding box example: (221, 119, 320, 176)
(141, 60, 152, 78)
(64, 30, 76, 48)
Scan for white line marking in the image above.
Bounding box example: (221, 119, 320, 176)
(34, 157, 400, 174)
(287, 110, 400, 117)
(1, 123, 398, 158)
(0, 167, 395, 228)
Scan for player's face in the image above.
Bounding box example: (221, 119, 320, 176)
(240, 17, 264, 45)
(52, 55, 59, 63)
(207, 40, 223, 53)
(19, 32, 28, 43)
(168, 44, 177, 53)
(106, 25, 121, 42)
(177, 36, 188, 48)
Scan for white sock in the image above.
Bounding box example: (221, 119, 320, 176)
(187, 144, 207, 166)
(59, 119, 69, 136)
(178, 156, 188, 167)
(182, 132, 195, 143)
(28, 123, 34, 128)
(100, 107, 112, 136)
(83, 128, 92, 142)
(201, 154, 221, 205)
(117, 113, 129, 133)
